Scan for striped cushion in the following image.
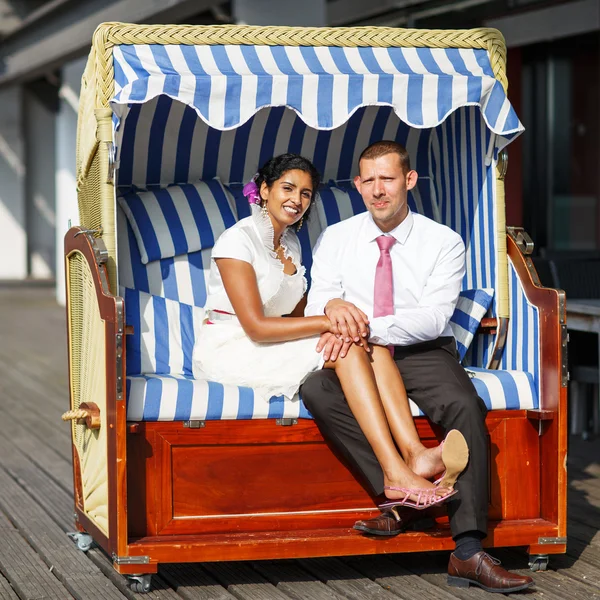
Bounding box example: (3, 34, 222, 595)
(125, 367, 537, 422)
(123, 288, 205, 376)
(450, 289, 494, 361)
(118, 179, 236, 264)
(126, 375, 312, 421)
(118, 206, 213, 307)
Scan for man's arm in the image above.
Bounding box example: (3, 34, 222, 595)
(305, 228, 344, 317)
(306, 227, 370, 346)
(369, 234, 466, 346)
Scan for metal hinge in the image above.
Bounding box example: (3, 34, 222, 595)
(538, 537, 567, 545)
(112, 553, 150, 565)
(561, 324, 569, 387)
(184, 420, 205, 428)
(276, 418, 298, 426)
(507, 227, 534, 255)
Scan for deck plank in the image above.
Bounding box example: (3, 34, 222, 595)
(0, 467, 127, 600)
(160, 564, 238, 599)
(251, 560, 349, 600)
(0, 575, 20, 600)
(298, 557, 402, 599)
(201, 562, 296, 600)
(344, 555, 460, 600)
(0, 510, 73, 600)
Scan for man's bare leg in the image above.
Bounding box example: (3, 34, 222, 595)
(324, 344, 449, 501)
(368, 344, 444, 480)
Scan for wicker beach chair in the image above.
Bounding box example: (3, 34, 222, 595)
(62, 23, 567, 592)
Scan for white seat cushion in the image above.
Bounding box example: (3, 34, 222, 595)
(125, 367, 538, 422)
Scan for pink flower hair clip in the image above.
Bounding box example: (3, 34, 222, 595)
(243, 175, 261, 205)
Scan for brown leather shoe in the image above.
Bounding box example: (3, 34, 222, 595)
(448, 551, 534, 593)
(353, 507, 433, 537)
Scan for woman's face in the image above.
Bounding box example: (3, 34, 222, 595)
(260, 169, 313, 230)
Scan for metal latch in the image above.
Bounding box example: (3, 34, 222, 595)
(184, 420, 205, 428)
(538, 537, 567, 545)
(112, 553, 150, 565)
(276, 418, 298, 426)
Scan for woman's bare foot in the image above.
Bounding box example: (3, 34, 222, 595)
(406, 444, 445, 480)
(383, 470, 453, 503)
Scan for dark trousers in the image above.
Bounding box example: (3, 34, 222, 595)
(301, 337, 489, 538)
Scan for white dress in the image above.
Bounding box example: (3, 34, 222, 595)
(192, 205, 324, 403)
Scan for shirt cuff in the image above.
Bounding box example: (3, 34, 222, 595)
(368, 317, 389, 346)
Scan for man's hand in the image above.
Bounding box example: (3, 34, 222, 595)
(325, 298, 370, 349)
(316, 332, 353, 362)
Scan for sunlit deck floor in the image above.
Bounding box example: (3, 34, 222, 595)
(0, 284, 599, 600)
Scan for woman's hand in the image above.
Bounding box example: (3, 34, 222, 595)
(325, 298, 370, 348)
(316, 332, 353, 361)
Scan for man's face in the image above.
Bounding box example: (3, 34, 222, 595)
(354, 153, 418, 232)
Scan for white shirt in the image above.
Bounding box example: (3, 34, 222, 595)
(305, 210, 466, 347)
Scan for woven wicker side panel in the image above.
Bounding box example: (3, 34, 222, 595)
(78, 151, 103, 232)
(77, 49, 99, 185)
(66, 252, 109, 537)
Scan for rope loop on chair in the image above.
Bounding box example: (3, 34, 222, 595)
(62, 409, 91, 421)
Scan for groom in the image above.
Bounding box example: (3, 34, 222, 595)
(302, 141, 533, 594)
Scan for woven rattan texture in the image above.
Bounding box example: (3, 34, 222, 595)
(67, 252, 84, 449)
(66, 250, 109, 536)
(78, 152, 103, 233)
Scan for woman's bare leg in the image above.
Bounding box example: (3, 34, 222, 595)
(368, 345, 444, 480)
(324, 344, 448, 501)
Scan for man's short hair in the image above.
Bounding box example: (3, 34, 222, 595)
(358, 141, 411, 173)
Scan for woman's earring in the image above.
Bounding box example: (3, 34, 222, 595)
(261, 201, 268, 217)
(296, 216, 304, 231)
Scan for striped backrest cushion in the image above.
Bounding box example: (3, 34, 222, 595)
(123, 287, 205, 376)
(118, 179, 236, 264)
(118, 207, 213, 307)
(450, 289, 494, 361)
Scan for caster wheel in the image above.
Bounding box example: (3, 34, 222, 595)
(67, 532, 94, 552)
(529, 554, 549, 572)
(128, 574, 152, 593)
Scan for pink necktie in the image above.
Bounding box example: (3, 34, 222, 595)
(374, 235, 396, 318)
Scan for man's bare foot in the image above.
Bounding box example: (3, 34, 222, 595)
(406, 444, 445, 480)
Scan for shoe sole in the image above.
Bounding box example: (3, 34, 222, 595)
(438, 430, 469, 489)
(447, 575, 534, 593)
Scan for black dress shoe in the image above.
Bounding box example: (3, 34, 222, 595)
(354, 507, 433, 536)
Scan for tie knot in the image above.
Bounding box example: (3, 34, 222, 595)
(376, 235, 396, 253)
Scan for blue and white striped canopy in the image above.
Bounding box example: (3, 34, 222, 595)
(112, 44, 523, 141)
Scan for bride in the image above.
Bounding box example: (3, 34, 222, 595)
(192, 153, 468, 509)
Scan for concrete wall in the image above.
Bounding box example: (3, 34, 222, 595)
(0, 86, 27, 279)
(24, 80, 57, 279)
(55, 57, 86, 306)
(234, 0, 326, 25)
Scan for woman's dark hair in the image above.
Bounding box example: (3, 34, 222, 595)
(255, 154, 321, 226)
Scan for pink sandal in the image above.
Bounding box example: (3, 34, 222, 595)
(379, 485, 458, 510)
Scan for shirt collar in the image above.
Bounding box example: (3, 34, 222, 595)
(364, 209, 414, 245)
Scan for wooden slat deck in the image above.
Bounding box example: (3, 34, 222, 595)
(1, 284, 599, 600)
